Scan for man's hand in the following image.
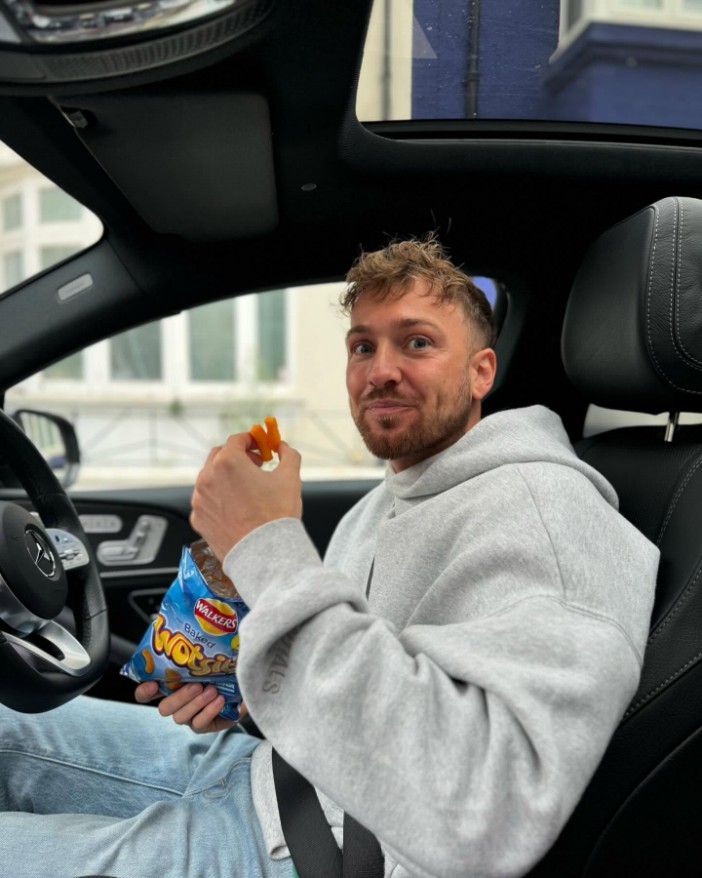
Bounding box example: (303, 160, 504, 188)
(134, 680, 246, 734)
(190, 432, 302, 561)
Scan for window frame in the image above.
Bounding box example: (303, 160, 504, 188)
(560, 0, 702, 41)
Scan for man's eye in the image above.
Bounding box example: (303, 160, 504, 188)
(351, 342, 372, 355)
(409, 337, 430, 350)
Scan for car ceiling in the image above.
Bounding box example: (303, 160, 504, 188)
(1, 0, 702, 432)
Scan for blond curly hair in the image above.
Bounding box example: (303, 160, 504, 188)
(341, 235, 496, 349)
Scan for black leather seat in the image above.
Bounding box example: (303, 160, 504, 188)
(528, 195, 702, 876)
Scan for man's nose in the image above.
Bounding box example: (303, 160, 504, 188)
(369, 343, 401, 387)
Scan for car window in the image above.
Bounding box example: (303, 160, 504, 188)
(6, 279, 502, 490)
(0, 144, 103, 295)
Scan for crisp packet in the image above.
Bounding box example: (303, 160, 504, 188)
(121, 539, 249, 721)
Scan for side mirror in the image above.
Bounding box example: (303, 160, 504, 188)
(11, 409, 81, 489)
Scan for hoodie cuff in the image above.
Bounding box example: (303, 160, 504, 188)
(222, 518, 323, 608)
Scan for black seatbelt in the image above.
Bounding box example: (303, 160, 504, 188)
(272, 749, 383, 878)
(342, 812, 384, 878)
(272, 749, 343, 878)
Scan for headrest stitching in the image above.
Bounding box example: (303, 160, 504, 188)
(646, 200, 702, 394)
(669, 197, 678, 367)
(673, 198, 702, 369)
(645, 203, 669, 387)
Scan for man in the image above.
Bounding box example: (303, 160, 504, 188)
(0, 237, 658, 878)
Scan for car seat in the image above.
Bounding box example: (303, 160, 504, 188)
(527, 195, 702, 876)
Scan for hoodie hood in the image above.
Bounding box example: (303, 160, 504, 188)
(386, 405, 619, 509)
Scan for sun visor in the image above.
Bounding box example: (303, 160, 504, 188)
(65, 91, 278, 242)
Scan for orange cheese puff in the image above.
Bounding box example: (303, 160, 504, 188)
(250, 423, 273, 461)
(264, 416, 281, 452)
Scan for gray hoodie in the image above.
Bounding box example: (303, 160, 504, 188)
(225, 405, 659, 878)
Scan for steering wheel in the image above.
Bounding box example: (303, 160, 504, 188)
(0, 408, 109, 712)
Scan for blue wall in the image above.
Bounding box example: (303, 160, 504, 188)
(545, 23, 702, 127)
(412, 0, 472, 118)
(477, 0, 560, 120)
(410, 1, 702, 129)
(412, 0, 560, 120)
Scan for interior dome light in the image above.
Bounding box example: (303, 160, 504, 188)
(2, 0, 240, 44)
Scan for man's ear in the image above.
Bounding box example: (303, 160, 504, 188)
(470, 348, 497, 400)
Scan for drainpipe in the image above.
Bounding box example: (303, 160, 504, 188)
(466, 0, 481, 118)
(382, 0, 392, 120)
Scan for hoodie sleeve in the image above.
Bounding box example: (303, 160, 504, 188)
(225, 501, 658, 878)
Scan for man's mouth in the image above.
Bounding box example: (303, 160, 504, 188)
(363, 399, 415, 415)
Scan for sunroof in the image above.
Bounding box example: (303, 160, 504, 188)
(357, 0, 702, 130)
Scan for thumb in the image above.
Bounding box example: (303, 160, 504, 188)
(277, 440, 301, 471)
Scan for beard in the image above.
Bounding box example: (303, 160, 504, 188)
(351, 376, 474, 464)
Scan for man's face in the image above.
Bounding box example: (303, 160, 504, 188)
(346, 280, 495, 472)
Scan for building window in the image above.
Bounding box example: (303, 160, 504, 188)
(565, 0, 702, 31)
(257, 289, 287, 381)
(40, 245, 83, 269)
(566, 0, 584, 28)
(31, 292, 291, 388)
(3, 251, 24, 289)
(44, 352, 84, 380)
(189, 299, 236, 381)
(111, 323, 162, 380)
(39, 187, 82, 223)
(2, 193, 22, 231)
(0, 142, 103, 298)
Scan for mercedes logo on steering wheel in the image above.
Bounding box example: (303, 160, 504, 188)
(25, 528, 57, 578)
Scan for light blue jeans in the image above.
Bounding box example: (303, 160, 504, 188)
(0, 695, 292, 878)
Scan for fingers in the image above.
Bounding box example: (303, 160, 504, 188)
(277, 440, 301, 469)
(191, 429, 302, 554)
(158, 682, 219, 721)
(134, 680, 161, 703)
(199, 445, 223, 474)
(156, 682, 240, 734)
(224, 431, 258, 454)
(246, 449, 266, 466)
(201, 433, 298, 474)
(135, 680, 239, 733)
(204, 433, 262, 468)
(224, 431, 298, 467)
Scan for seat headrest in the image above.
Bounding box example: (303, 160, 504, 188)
(562, 196, 702, 414)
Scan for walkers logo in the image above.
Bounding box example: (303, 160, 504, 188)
(194, 598, 239, 636)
